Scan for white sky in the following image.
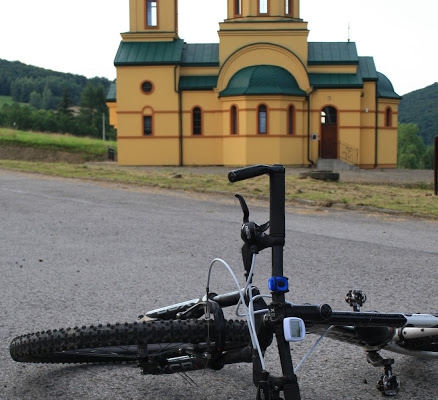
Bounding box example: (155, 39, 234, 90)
(1, 0, 436, 95)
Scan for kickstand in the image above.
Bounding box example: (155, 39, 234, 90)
(366, 350, 400, 396)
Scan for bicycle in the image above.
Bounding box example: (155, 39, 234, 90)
(9, 164, 438, 399)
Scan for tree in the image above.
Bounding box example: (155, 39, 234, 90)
(78, 83, 108, 138)
(41, 86, 54, 110)
(58, 89, 74, 116)
(29, 91, 42, 109)
(421, 145, 435, 170)
(397, 123, 428, 169)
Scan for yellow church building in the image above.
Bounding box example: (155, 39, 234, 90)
(107, 0, 401, 168)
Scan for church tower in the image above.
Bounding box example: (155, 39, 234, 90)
(123, 0, 178, 42)
(219, 0, 309, 64)
(226, 0, 299, 19)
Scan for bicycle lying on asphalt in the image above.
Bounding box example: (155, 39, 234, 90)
(10, 165, 438, 399)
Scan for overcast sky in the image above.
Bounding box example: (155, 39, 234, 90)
(1, 0, 436, 95)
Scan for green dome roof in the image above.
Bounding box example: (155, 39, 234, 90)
(377, 72, 401, 99)
(220, 65, 306, 97)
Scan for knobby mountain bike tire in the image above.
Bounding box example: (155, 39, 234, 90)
(10, 319, 250, 365)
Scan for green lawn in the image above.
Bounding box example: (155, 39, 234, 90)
(0, 95, 13, 106)
(0, 128, 116, 157)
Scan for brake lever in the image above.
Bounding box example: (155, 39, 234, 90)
(235, 194, 250, 223)
(235, 195, 270, 247)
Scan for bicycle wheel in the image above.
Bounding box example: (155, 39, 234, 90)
(10, 319, 250, 365)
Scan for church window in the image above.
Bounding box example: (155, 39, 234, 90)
(193, 107, 202, 135)
(234, 0, 242, 16)
(259, 0, 268, 14)
(385, 107, 393, 127)
(321, 106, 337, 124)
(287, 105, 295, 134)
(231, 105, 238, 134)
(285, 0, 293, 16)
(144, 116, 153, 135)
(146, 0, 157, 27)
(141, 81, 153, 94)
(258, 104, 268, 134)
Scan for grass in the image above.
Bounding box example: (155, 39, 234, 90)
(0, 95, 13, 106)
(0, 129, 436, 218)
(0, 128, 116, 158)
(0, 159, 436, 218)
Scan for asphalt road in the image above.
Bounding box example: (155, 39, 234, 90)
(1, 170, 437, 400)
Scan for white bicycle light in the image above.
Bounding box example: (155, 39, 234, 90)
(283, 317, 306, 342)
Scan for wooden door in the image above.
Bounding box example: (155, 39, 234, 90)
(321, 123, 338, 159)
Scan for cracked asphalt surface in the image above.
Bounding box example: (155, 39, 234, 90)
(1, 169, 437, 399)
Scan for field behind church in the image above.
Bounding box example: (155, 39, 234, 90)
(0, 128, 436, 219)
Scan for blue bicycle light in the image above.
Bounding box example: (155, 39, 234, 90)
(268, 276, 289, 293)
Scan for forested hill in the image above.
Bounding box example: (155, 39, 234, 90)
(398, 82, 437, 146)
(0, 59, 111, 107)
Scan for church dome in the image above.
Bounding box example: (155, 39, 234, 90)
(220, 65, 306, 97)
(377, 72, 401, 99)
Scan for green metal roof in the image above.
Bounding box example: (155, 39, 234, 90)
(114, 40, 219, 67)
(308, 42, 358, 65)
(377, 72, 401, 99)
(115, 40, 360, 69)
(181, 43, 219, 66)
(114, 40, 184, 65)
(358, 57, 378, 80)
(220, 65, 306, 97)
(308, 73, 363, 88)
(106, 82, 116, 102)
(179, 75, 218, 90)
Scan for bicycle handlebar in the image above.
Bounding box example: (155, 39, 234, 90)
(229, 165, 286, 300)
(228, 164, 285, 183)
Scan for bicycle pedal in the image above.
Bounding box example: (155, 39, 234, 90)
(377, 374, 400, 396)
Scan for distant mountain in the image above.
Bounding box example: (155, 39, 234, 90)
(0, 59, 111, 106)
(398, 82, 438, 146)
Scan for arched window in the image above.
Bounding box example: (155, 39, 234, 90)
(321, 106, 337, 124)
(230, 105, 238, 134)
(385, 107, 393, 127)
(287, 105, 294, 134)
(285, 0, 293, 16)
(146, 0, 157, 27)
(258, 104, 268, 134)
(259, 0, 268, 14)
(143, 115, 153, 135)
(192, 107, 202, 135)
(234, 0, 242, 16)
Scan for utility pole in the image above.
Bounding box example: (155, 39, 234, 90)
(102, 113, 106, 141)
(434, 136, 437, 195)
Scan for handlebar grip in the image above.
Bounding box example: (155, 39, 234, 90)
(285, 304, 333, 322)
(212, 291, 241, 307)
(228, 164, 285, 183)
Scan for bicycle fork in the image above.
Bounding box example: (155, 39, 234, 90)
(252, 323, 301, 400)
